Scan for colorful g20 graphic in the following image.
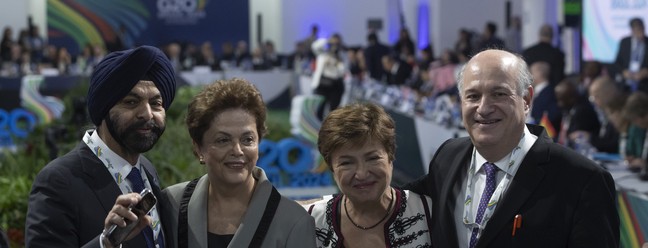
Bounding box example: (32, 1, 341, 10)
(258, 138, 333, 188)
(0, 109, 37, 147)
(1, 75, 64, 148)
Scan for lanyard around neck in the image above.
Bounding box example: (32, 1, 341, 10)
(462, 144, 523, 231)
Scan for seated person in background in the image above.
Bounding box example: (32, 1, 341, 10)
(234, 40, 252, 68)
(219, 42, 236, 68)
(39, 44, 57, 67)
(251, 47, 271, 70)
(428, 49, 458, 96)
(528, 61, 561, 139)
(381, 55, 412, 86)
(306, 103, 433, 248)
(161, 78, 315, 247)
(622, 91, 648, 175)
(602, 88, 647, 172)
(580, 60, 603, 94)
(554, 76, 601, 148)
(588, 76, 623, 153)
(626, 123, 647, 172)
(417, 44, 435, 72)
(476, 22, 505, 51)
(195, 41, 220, 71)
(262, 40, 282, 68)
(18, 50, 38, 75)
(54, 46, 72, 75)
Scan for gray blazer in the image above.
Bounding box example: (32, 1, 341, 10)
(161, 167, 316, 248)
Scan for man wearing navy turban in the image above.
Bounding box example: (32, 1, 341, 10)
(26, 46, 176, 248)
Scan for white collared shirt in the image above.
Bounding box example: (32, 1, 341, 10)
(83, 130, 163, 245)
(457, 126, 538, 248)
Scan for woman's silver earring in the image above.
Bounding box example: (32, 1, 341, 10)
(199, 155, 205, 164)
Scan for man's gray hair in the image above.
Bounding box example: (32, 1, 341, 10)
(456, 51, 532, 98)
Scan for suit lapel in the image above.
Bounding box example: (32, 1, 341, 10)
(477, 126, 551, 247)
(141, 159, 161, 190)
(231, 172, 273, 247)
(78, 141, 151, 248)
(439, 138, 473, 248)
(78, 142, 123, 214)
(189, 176, 209, 247)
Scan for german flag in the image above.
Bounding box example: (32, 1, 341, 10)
(540, 111, 556, 139)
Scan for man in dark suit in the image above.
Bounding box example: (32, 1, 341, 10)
(523, 24, 565, 85)
(587, 76, 623, 153)
(477, 22, 505, 52)
(615, 17, 648, 93)
(364, 32, 391, 81)
(25, 46, 177, 247)
(528, 61, 561, 138)
(404, 49, 618, 248)
(381, 55, 412, 86)
(554, 76, 601, 148)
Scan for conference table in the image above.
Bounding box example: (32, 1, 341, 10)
(604, 161, 648, 248)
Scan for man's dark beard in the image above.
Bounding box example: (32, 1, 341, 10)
(105, 114, 165, 153)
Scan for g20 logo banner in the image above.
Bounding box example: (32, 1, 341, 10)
(47, 0, 248, 56)
(258, 138, 333, 189)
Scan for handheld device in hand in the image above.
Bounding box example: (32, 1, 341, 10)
(105, 189, 157, 246)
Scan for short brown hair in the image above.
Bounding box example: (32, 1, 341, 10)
(186, 78, 267, 148)
(317, 103, 396, 170)
(623, 91, 648, 120)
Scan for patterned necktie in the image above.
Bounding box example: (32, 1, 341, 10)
(126, 167, 163, 248)
(469, 162, 498, 248)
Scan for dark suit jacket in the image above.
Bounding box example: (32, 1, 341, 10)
(564, 99, 601, 148)
(25, 142, 165, 248)
(523, 42, 566, 85)
(385, 62, 413, 86)
(530, 84, 562, 137)
(614, 36, 648, 92)
(591, 120, 621, 153)
(404, 124, 619, 248)
(364, 43, 391, 81)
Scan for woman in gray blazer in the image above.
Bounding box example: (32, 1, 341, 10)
(161, 78, 316, 248)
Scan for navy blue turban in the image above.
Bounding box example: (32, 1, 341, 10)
(87, 45, 176, 126)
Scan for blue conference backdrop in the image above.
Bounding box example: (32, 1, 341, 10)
(47, 0, 249, 55)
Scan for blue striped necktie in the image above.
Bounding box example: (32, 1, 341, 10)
(469, 162, 497, 248)
(126, 167, 164, 248)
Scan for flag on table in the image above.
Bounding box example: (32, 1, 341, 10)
(540, 111, 556, 139)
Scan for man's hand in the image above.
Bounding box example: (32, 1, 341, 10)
(627, 157, 646, 170)
(101, 193, 152, 247)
